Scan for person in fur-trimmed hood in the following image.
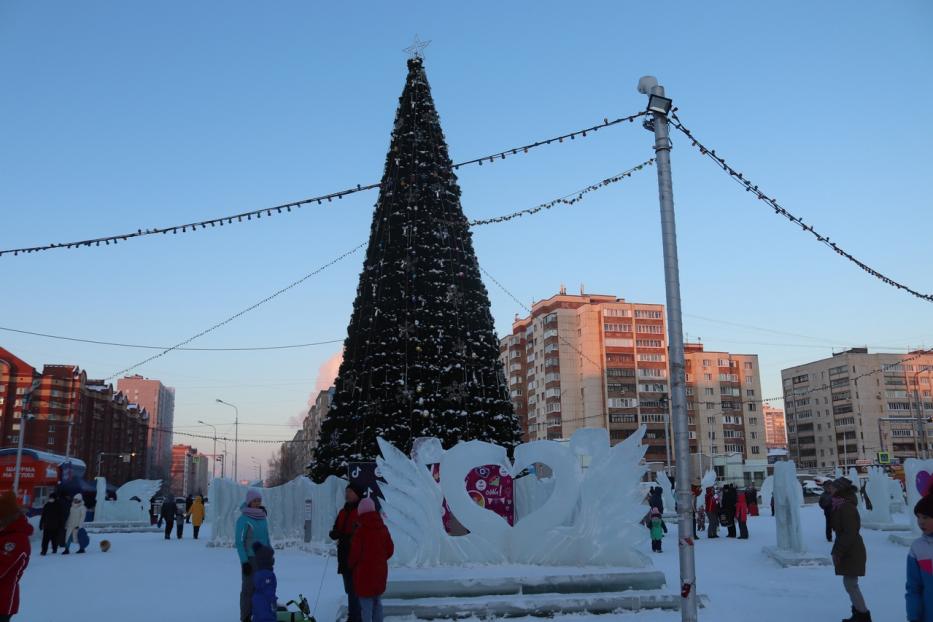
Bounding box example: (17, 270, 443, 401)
(62, 494, 86, 554)
(831, 477, 871, 622)
(0, 491, 32, 620)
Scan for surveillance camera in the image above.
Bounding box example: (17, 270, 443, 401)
(638, 76, 659, 95)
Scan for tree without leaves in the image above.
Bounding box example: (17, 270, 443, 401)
(311, 57, 520, 481)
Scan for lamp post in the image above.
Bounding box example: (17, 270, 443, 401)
(251, 457, 262, 485)
(639, 75, 696, 621)
(198, 420, 218, 480)
(216, 399, 239, 482)
(13, 379, 41, 499)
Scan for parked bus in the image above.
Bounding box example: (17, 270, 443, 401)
(0, 448, 88, 516)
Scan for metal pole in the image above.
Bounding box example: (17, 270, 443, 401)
(13, 379, 40, 498)
(640, 76, 696, 621)
(199, 421, 218, 480)
(234, 404, 239, 483)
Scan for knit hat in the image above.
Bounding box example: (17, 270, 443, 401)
(253, 542, 275, 570)
(0, 492, 20, 527)
(245, 489, 262, 505)
(347, 482, 366, 500)
(358, 497, 376, 515)
(915, 493, 933, 518)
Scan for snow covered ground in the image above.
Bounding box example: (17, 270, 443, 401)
(20, 504, 912, 621)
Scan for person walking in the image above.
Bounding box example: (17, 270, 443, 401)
(0, 491, 32, 622)
(188, 495, 205, 540)
(819, 481, 835, 543)
(745, 485, 759, 517)
(830, 477, 871, 622)
(907, 492, 933, 622)
(39, 492, 65, 555)
(160, 495, 177, 540)
(236, 489, 271, 622)
(647, 508, 665, 553)
(705, 487, 719, 539)
(174, 498, 186, 539)
(62, 494, 86, 555)
(250, 543, 277, 622)
(185, 495, 194, 524)
(735, 491, 749, 539)
(330, 483, 365, 622)
(721, 484, 738, 538)
(349, 498, 394, 622)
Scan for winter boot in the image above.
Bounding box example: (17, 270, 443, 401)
(841, 606, 871, 622)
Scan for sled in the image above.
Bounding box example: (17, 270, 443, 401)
(277, 595, 315, 622)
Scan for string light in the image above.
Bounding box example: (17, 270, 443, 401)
(0, 111, 648, 259)
(103, 242, 367, 381)
(0, 325, 343, 351)
(669, 111, 933, 304)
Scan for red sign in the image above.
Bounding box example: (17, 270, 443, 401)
(431, 463, 514, 533)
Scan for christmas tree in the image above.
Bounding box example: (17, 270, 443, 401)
(311, 55, 521, 481)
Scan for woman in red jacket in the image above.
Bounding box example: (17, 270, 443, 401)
(735, 492, 750, 539)
(0, 491, 32, 622)
(348, 498, 394, 622)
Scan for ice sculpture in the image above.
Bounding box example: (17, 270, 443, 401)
(760, 476, 773, 515)
(379, 426, 651, 567)
(208, 475, 345, 548)
(848, 467, 863, 512)
(861, 466, 892, 527)
(763, 461, 830, 566)
(655, 470, 676, 515)
(93, 477, 162, 523)
(889, 477, 906, 514)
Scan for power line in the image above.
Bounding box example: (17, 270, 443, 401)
(0, 325, 342, 351)
(0, 112, 648, 258)
(669, 111, 933, 303)
(103, 241, 366, 381)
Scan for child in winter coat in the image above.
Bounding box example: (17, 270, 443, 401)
(348, 498, 394, 622)
(0, 491, 31, 621)
(251, 543, 277, 622)
(647, 507, 665, 553)
(188, 495, 205, 540)
(236, 489, 271, 622)
(907, 492, 933, 622)
(62, 494, 86, 554)
(735, 493, 750, 539)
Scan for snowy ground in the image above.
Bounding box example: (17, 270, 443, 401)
(20, 505, 912, 621)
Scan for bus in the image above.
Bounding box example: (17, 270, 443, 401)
(0, 448, 88, 516)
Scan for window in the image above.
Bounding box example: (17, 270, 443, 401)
(641, 413, 667, 422)
(638, 368, 665, 378)
(750, 431, 758, 439)
(748, 417, 758, 425)
(745, 377, 754, 386)
(605, 338, 634, 348)
(748, 403, 757, 411)
(704, 373, 713, 381)
(705, 402, 716, 410)
(719, 373, 738, 382)
(634, 309, 662, 319)
(608, 397, 637, 409)
(603, 323, 632, 332)
(703, 388, 715, 396)
(792, 374, 809, 384)
(607, 353, 634, 363)
(607, 368, 635, 377)
(744, 362, 753, 370)
(604, 308, 630, 317)
(718, 359, 731, 367)
(830, 377, 849, 388)
(888, 402, 910, 411)
(635, 324, 663, 334)
(639, 383, 667, 393)
(546, 402, 561, 413)
(610, 429, 628, 440)
(638, 353, 665, 362)
(746, 389, 755, 396)
(636, 339, 663, 348)
(609, 414, 637, 423)
(751, 446, 760, 455)
(702, 360, 711, 367)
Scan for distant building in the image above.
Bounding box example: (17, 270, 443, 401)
(781, 347, 933, 469)
(170, 444, 198, 496)
(763, 404, 787, 450)
(117, 375, 175, 479)
(191, 454, 210, 497)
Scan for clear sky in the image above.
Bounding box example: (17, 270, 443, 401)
(1, 2, 931, 479)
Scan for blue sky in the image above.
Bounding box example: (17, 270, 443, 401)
(1, 2, 931, 478)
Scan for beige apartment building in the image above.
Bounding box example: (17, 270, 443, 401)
(763, 404, 787, 449)
(500, 290, 767, 478)
(781, 347, 933, 470)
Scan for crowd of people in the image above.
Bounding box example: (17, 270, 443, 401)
(157, 494, 206, 540)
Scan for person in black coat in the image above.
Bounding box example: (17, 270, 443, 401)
(818, 481, 835, 542)
(648, 487, 664, 515)
(160, 495, 177, 540)
(39, 492, 66, 555)
(721, 484, 738, 538)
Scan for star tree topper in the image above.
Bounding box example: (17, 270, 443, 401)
(403, 34, 431, 59)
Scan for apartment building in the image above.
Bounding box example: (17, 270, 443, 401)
(782, 347, 933, 469)
(763, 404, 787, 449)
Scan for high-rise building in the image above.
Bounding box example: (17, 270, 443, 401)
(117, 375, 175, 478)
(763, 404, 787, 450)
(499, 290, 671, 464)
(781, 348, 933, 470)
(170, 444, 197, 496)
(499, 292, 767, 483)
(683, 343, 768, 481)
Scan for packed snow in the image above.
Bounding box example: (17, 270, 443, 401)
(20, 501, 912, 621)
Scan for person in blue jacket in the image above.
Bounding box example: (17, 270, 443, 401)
(236, 489, 271, 622)
(907, 492, 933, 622)
(251, 543, 277, 622)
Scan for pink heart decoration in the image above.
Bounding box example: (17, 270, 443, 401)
(916, 470, 932, 496)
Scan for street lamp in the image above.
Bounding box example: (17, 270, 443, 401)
(216, 399, 239, 482)
(13, 378, 41, 499)
(97, 452, 136, 478)
(198, 420, 218, 480)
(251, 457, 262, 484)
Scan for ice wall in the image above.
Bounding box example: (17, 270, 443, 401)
(656, 471, 676, 514)
(773, 461, 806, 553)
(862, 466, 892, 525)
(93, 478, 162, 523)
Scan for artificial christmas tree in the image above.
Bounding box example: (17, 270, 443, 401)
(311, 56, 521, 481)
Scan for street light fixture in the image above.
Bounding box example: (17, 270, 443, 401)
(198, 420, 218, 480)
(216, 399, 239, 483)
